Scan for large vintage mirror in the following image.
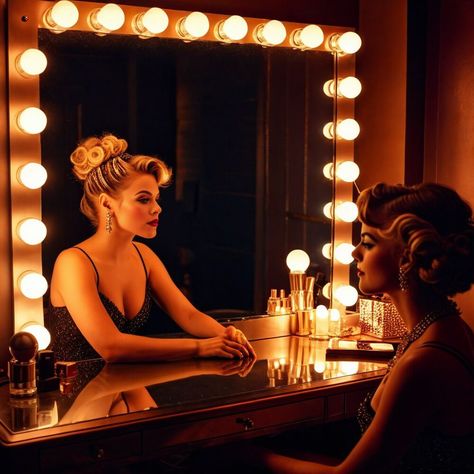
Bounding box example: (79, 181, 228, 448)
(8, 0, 355, 333)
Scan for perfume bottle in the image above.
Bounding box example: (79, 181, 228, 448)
(8, 332, 38, 397)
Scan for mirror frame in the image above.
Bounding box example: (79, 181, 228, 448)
(7, 0, 356, 331)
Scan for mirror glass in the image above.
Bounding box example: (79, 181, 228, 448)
(39, 28, 334, 326)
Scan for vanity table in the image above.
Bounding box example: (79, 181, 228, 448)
(1, 336, 386, 472)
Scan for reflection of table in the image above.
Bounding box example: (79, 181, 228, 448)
(1, 336, 386, 472)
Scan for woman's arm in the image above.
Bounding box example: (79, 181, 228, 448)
(52, 249, 248, 362)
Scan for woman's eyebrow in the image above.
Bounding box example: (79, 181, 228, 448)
(361, 232, 378, 241)
(135, 190, 160, 198)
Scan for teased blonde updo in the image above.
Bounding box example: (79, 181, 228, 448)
(357, 183, 474, 297)
(70, 134, 171, 226)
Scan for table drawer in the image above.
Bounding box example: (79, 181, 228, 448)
(40, 431, 141, 472)
(143, 397, 324, 452)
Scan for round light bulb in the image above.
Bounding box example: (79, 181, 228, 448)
(314, 361, 326, 374)
(316, 304, 328, 318)
(18, 271, 48, 299)
(338, 360, 359, 375)
(218, 15, 248, 41)
(328, 308, 340, 321)
(323, 79, 336, 97)
(322, 162, 334, 179)
(339, 76, 362, 99)
(323, 202, 334, 219)
(45, 0, 79, 30)
(336, 161, 360, 182)
(258, 20, 286, 46)
(179, 11, 210, 39)
(17, 49, 47, 76)
(17, 163, 48, 189)
(322, 122, 334, 139)
(322, 283, 331, 299)
(134, 7, 169, 36)
(292, 24, 324, 49)
(334, 285, 358, 307)
(17, 107, 47, 134)
(335, 201, 358, 222)
(334, 243, 355, 264)
(322, 243, 332, 259)
(336, 119, 360, 140)
(17, 218, 47, 245)
(95, 3, 125, 32)
(21, 322, 51, 351)
(337, 32, 362, 54)
(286, 249, 310, 272)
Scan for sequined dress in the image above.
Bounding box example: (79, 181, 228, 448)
(45, 244, 152, 362)
(357, 341, 474, 473)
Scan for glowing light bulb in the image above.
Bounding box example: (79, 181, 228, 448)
(255, 20, 286, 46)
(43, 0, 79, 31)
(323, 79, 336, 97)
(18, 271, 48, 299)
(17, 218, 47, 245)
(323, 202, 334, 219)
(133, 7, 169, 37)
(335, 201, 358, 222)
(336, 119, 360, 140)
(322, 122, 335, 139)
(322, 243, 332, 259)
(21, 322, 51, 351)
(216, 15, 248, 42)
(334, 243, 355, 264)
(286, 249, 310, 272)
(323, 162, 334, 179)
(328, 308, 340, 321)
(334, 285, 358, 306)
(338, 360, 359, 375)
(16, 49, 47, 77)
(314, 362, 326, 373)
(291, 24, 323, 49)
(17, 107, 47, 134)
(339, 76, 362, 98)
(17, 163, 48, 189)
(322, 283, 331, 299)
(336, 161, 360, 182)
(177, 12, 210, 40)
(89, 3, 125, 33)
(329, 31, 362, 54)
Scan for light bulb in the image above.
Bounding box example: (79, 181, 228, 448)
(322, 243, 332, 259)
(17, 163, 48, 189)
(17, 218, 47, 245)
(177, 12, 210, 40)
(323, 202, 334, 219)
(16, 49, 47, 77)
(291, 24, 323, 49)
(334, 285, 358, 306)
(323, 79, 336, 97)
(216, 15, 248, 42)
(286, 249, 310, 272)
(329, 31, 362, 54)
(255, 20, 286, 46)
(339, 76, 362, 99)
(322, 122, 334, 139)
(328, 308, 340, 321)
(133, 7, 169, 37)
(336, 161, 360, 182)
(322, 283, 331, 299)
(17, 107, 47, 134)
(335, 201, 358, 222)
(18, 271, 48, 299)
(336, 119, 360, 140)
(314, 362, 326, 373)
(316, 304, 328, 318)
(43, 0, 79, 31)
(338, 361, 359, 375)
(21, 322, 51, 351)
(334, 243, 355, 264)
(89, 3, 125, 33)
(322, 162, 334, 179)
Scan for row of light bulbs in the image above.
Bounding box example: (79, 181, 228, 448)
(42, 1, 362, 52)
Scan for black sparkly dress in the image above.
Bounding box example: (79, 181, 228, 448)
(45, 244, 152, 362)
(357, 341, 474, 473)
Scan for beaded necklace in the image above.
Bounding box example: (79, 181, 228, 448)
(386, 300, 460, 374)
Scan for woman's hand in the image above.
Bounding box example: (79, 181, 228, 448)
(198, 357, 256, 377)
(224, 325, 257, 359)
(196, 335, 249, 359)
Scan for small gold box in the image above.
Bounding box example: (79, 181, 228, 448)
(358, 298, 407, 339)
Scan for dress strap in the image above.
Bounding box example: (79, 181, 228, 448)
(72, 247, 99, 286)
(132, 243, 148, 279)
(419, 341, 474, 378)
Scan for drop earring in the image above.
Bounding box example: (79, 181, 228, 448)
(398, 266, 408, 291)
(105, 210, 112, 234)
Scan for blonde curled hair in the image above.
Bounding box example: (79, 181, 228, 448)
(70, 134, 171, 226)
(357, 183, 474, 296)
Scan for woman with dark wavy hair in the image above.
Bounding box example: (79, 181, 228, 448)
(249, 182, 474, 473)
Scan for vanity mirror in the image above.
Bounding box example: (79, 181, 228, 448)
(8, 0, 357, 334)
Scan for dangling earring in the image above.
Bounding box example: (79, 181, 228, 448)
(105, 210, 112, 234)
(398, 266, 408, 291)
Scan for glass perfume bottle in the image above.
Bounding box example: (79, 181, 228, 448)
(8, 331, 38, 397)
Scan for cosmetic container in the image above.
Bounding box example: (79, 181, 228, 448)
(8, 332, 38, 397)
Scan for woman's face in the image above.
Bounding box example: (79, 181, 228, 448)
(112, 173, 161, 239)
(352, 223, 402, 295)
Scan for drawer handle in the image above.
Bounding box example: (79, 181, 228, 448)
(91, 446, 105, 460)
(236, 417, 254, 430)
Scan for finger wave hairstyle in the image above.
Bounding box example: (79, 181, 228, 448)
(357, 182, 474, 297)
(70, 134, 171, 226)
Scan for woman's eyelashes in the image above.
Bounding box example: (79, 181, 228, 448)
(137, 196, 160, 204)
(360, 240, 374, 250)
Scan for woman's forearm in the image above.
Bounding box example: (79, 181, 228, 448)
(179, 310, 227, 338)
